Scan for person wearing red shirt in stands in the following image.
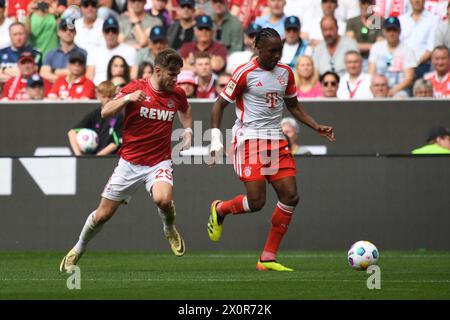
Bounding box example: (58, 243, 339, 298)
(48, 51, 95, 100)
(2, 51, 50, 100)
(424, 46, 450, 98)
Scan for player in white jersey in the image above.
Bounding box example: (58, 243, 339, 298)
(207, 28, 336, 271)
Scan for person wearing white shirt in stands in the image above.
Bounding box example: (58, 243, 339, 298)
(74, 0, 106, 52)
(337, 50, 373, 98)
(86, 16, 137, 85)
(399, 0, 439, 79)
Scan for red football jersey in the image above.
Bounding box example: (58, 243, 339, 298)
(49, 75, 96, 100)
(115, 79, 189, 167)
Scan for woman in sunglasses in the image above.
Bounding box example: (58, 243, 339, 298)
(319, 70, 340, 98)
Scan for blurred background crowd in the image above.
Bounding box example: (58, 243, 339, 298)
(0, 0, 448, 101)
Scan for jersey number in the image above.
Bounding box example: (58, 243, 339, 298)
(155, 169, 173, 181)
(265, 92, 278, 108)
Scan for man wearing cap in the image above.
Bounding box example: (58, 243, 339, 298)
(86, 16, 136, 85)
(135, 25, 168, 69)
(368, 16, 416, 97)
(0, 22, 42, 85)
(179, 14, 227, 74)
(255, 0, 286, 38)
(26, 74, 46, 100)
(74, 0, 106, 52)
(2, 51, 51, 100)
(346, 0, 384, 63)
(48, 51, 96, 100)
(281, 16, 312, 71)
(167, 0, 196, 51)
(226, 22, 261, 74)
(412, 126, 450, 154)
(0, 0, 14, 50)
(211, 0, 243, 54)
(118, 0, 162, 48)
(40, 19, 87, 83)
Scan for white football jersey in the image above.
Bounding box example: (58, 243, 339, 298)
(220, 58, 297, 142)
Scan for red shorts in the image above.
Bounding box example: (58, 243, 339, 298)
(232, 139, 297, 182)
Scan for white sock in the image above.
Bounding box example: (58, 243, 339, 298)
(158, 203, 176, 234)
(73, 210, 104, 254)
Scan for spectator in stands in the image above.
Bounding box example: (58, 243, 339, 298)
(2, 51, 51, 100)
(68, 80, 123, 156)
(40, 19, 87, 83)
(412, 78, 433, 97)
(281, 117, 311, 155)
(211, 0, 243, 54)
(26, 74, 46, 100)
(255, 0, 286, 39)
(179, 15, 227, 73)
(150, 0, 172, 29)
(74, 0, 106, 52)
(281, 16, 312, 71)
(118, 0, 162, 49)
(368, 17, 416, 98)
(6, 0, 31, 22)
(214, 71, 231, 95)
(135, 25, 168, 69)
(97, 0, 126, 19)
(346, 0, 384, 67)
(337, 50, 373, 99)
(177, 69, 197, 98)
(226, 22, 261, 74)
(370, 74, 390, 97)
(107, 55, 131, 87)
(0, 0, 13, 50)
(229, 0, 268, 29)
(195, 0, 214, 16)
(0, 22, 42, 84)
(424, 46, 450, 99)
(412, 126, 450, 154)
(48, 51, 96, 100)
(26, 0, 59, 58)
(377, 0, 411, 18)
(320, 70, 340, 98)
(86, 16, 136, 84)
(312, 16, 359, 77)
(303, 0, 348, 47)
(434, 2, 450, 49)
(399, 0, 439, 80)
(194, 51, 217, 98)
(295, 55, 323, 98)
(167, 0, 196, 51)
(137, 61, 154, 79)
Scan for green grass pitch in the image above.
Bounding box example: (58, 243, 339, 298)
(0, 251, 449, 299)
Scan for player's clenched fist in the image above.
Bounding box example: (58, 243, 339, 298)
(127, 90, 146, 102)
(316, 125, 336, 142)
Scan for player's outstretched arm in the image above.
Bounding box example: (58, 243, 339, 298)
(284, 97, 336, 142)
(178, 104, 193, 150)
(101, 90, 146, 118)
(209, 96, 230, 166)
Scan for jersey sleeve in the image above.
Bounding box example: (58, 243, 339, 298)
(113, 80, 142, 100)
(285, 67, 297, 98)
(176, 87, 189, 112)
(220, 65, 248, 102)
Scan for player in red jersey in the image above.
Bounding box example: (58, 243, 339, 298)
(60, 49, 193, 271)
(207, 28, 335, 271)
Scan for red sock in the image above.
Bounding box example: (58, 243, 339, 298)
(260, 202, 294, 261)
(216, 195, 250, 217)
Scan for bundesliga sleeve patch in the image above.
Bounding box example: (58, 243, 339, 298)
(225, 80, 236, 97)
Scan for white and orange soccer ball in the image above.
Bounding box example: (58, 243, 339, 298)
(347, 240, 379, 270)
(76, 128, 99, 154)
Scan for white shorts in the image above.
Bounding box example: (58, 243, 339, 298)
(101, 158, 173, 204)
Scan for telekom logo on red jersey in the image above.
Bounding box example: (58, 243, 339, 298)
(140, 106, 175, 122)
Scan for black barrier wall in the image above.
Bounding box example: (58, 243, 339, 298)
(0, 156, 449, 251)
(1, 100, 450, 156)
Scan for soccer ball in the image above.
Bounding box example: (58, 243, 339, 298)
(76, 128, 99, 154)
(347, 240, 379, 271)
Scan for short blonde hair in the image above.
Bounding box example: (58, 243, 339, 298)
(96, 81, 117, 98)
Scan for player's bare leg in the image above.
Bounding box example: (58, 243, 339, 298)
(257, 176, 299, 271)
(208, 180, 264, 241)
(152, 181, 185, 256)
(60, 197, 121, 271)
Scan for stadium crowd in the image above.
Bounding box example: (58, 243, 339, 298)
(0, 0, 449, 101)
